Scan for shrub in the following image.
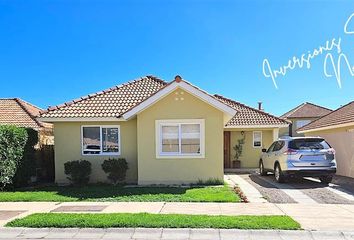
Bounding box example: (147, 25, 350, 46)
(195, 178, 224, 186)
(101, 158, 128, 184)
(64, 160, 91, 186)
(13, 128, 38, 187)
(0, 125, 28, 190)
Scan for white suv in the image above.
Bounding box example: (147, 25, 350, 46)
(259, 137, 337, 183)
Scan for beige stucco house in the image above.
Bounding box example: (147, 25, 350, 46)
(279, 102, 332, 137)
(39, 75, 288, 185)
(298, 101, 354, 179)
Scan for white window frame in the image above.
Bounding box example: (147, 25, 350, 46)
(253, 131, 262, 148)
(155, 119, 205, 159)
(81, 125, 121, 156)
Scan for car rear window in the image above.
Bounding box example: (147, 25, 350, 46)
(288, 138, 331, 150)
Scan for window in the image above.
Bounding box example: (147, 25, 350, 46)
(156, 119, 204, 158)
(296, 120, 311, 129)
(273, 141, 285, 152)
(253, 131, 262, 148)
(82, 126, 120, 155)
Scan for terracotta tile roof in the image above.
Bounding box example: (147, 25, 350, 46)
(40, 75, 287, 127)
(0, 98, 52, 129)
(214, 95, 289, 127)
(297, 101, 354, 132)
(280, 102, 332, 119)
(40, 76, 167, 118)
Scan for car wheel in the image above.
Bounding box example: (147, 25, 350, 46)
(259, 160, 267, 176)
(319, 176, 333, 184)
(274, 163, 285, 183)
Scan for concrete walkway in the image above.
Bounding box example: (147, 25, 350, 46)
(0, 227, 353, 239)
(1, 202, 354, 231)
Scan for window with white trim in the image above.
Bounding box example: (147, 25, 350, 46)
(253, 131, 262, 148)
(156, 119, 205, 158)
(82, 126, 120, 155)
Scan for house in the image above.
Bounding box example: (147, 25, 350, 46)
(0, 98, 54, 182)
(39, 76, 288, 185)
(279, 102, 332, 137)
(297, 101, 354, 179)
(0, 98, 53, 145)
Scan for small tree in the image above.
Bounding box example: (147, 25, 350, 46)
(101, 158, 128, 185)
(233, 134, 246, 161)
(0, 125, 28, 190)
(64, 160, 91, 186)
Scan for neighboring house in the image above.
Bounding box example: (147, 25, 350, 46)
(0, 98, 54, 182)
(39, 76, 288, 185)
(297, 101, 354, 179)
(0, 98, 53, 145)
(280, 102, 332, 137)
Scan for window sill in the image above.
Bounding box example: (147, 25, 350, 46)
(156, 154, 205, 159)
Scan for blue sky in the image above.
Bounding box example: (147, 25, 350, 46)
(1, 0, 354, 116)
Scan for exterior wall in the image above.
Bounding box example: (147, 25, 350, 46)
(53, 120, 138, 184)
(137, 88, 224, 185)
(304, 126, 354, 178)
(229, 129, 274, 168)
(288, 117, 318, 137)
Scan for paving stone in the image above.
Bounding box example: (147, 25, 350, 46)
(0, 227, 25, 239)
(0, 211, 26, 220)
(278, 230, 313, 240)
(45, 228, 80, 238)
(51, 205, 107, 212)
(17, 228, 50, 238)
(161, 228, 190, 240)
(102, 228, 135, 239)
(311, 231, 346, 240)
(220, 229, 251, 240)
(73, 228, 106, 239)
(190, 229, 220, 240)
(132, 228, 162, 239)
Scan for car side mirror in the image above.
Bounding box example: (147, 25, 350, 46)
(262, 148, 267, 153)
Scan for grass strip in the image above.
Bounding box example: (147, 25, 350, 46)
(0, 185, 239, 202)
(6, 213, 301, 230)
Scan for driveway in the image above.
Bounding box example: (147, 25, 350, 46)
(234, 172, 354, 204)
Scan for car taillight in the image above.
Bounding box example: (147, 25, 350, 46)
(327, 148, 336, 155)
(284, 148, 298, 155)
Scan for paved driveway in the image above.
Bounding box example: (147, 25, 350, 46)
(235, 172, 354, 204)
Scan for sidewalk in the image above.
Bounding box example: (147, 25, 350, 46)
(1, 202, 354, 231)
(0, 227, 353, 240)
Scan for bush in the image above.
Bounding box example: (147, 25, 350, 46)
(0, 125, 28, 190)
(64, 160, 91, 186)
(101, 158, 128, 184)
(13, 128, 38, 187)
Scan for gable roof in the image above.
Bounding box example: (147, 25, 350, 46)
(40, 76, 167, 120)
(0, 98, 51, 129)
(122, 78, 237, 120)
(280, 102, 332, 119)
(39, 75, 288, 128)
(214, 95, 289, 127)
(297, 101, 354, 133)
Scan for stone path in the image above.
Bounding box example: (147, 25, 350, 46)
(0, 227, 353, 239)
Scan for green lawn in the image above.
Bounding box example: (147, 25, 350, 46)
(6, 213, 301, 230)
(0, 185, 239, 202)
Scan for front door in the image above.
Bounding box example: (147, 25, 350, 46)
(223, 131, 231, 168)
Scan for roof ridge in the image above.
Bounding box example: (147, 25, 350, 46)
(304, 102, 333, 112)
(14, 98, 44, 128)
(280, 103, 306, 118)
(214, 94, 289, 124)
(297, 100, 354, 132)
(40, 75, 167, 115)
